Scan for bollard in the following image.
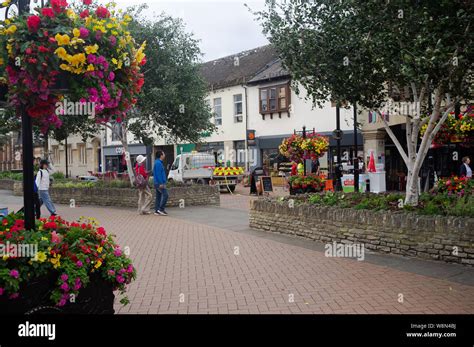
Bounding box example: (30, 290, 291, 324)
(365, 178, 370, 192)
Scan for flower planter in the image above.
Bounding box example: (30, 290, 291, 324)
(0, 273, 115, 314)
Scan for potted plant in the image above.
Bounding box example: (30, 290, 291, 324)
(0, 213, 136, 314)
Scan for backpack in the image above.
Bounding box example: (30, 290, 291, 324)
(134, 168, 147, 189)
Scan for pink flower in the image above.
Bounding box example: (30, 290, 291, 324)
(51, 231, 61, 243)
(10, 269, 19, 279)
(58, 298, 67, 306)
(60, 274, 68, 281)
(9, 293, 19, 299)
(114, 249, 122, 257)
(108, 270, 115, 276)
(0, 288, 4, 296)
(79, 27, 89, 38)
(73, 283, 82, 290)
(109, 35, 116, 46)
(108, 72, 115, 81)
(127, 265, 133, 273)
(76, 260, 83, 267)
(60, 283, 69, 291)
(116, 275, 125, 283)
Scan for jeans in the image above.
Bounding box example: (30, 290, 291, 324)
(39, 190, 56, 215)
(155, 186, 168, 212)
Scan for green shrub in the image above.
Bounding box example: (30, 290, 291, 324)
(51, 172, 65, 180)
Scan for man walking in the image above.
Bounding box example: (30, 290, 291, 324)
(153, 150, 168, 216)
(35, 159, 57, 216)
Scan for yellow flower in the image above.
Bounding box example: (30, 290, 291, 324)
(50, 254, 61, 269)
(86, 64, 95, 72)
(94, 260, 102, 269)
(55, 34, 70, 46)
(5, 25, 17, 35)
(0, 57, 3, 66)
(66, 8, 76, 19)
(85, 44, 99, 54)
(1, 0, 12, 7)
(2, 255, 9, 261)
(73, 28, 81, 38)
(33, 251, 47, 263)
(66, 53, 86, 67)
(55, 47, 68, 59)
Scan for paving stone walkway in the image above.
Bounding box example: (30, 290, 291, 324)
(1, 189, 473, 314)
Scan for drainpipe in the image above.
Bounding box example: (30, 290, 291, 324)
(243, 84, 249, 172)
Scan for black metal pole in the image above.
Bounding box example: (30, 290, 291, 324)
(335, 105, 342, 191)
(353, 103, 359, 192)
(16, 0, 35, 230)
(20, 106, 35, 230)
(65, 136, 68, 178)
(302, 125, 306, 175)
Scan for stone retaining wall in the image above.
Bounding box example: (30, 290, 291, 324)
(0, 179, 16, 191)
(249, 199, 474, 266)
(13, 182, 220, 208)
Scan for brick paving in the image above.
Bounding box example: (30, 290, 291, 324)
(2, 190, 474, 314)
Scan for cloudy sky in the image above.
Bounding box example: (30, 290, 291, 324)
(114, 0, 270, 62)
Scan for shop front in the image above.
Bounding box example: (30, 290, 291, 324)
(103, 144, 149, 173)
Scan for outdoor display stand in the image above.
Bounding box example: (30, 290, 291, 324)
(341, 174, 369, 193)
(368, 171, 386, 193)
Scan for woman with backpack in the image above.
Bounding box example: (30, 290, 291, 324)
(135, 155, 152, 215)
(35, 159, 56, 216)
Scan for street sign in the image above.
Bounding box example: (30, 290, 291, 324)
(247, 129, 256, 146)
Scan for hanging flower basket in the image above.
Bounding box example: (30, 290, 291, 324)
(421, 105, 474, 146)
(0, 0, 146, 133)
(0, 214, 136, 314)
(279, 133, 329, 163)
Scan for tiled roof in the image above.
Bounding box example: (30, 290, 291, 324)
(247, 59, 290, 84)
(200, 45, 280, 89)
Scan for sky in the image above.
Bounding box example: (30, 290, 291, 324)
(114, 0, 270, 62)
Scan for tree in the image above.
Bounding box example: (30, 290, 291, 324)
(95, 5, 215, 185)
(255, 0, 473, 205)
(126, 5, 215, 144)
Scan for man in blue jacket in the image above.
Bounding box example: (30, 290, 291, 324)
(153, 150, 169, 215)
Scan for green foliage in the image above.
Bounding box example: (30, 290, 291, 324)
(306, 191, 472, 217)
(0, 171, 23, 181)
(51, 172, 65, 180)
(255, 0, 474, 108)
(123, 5, 215, 144)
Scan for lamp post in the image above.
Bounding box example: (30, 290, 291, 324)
(334, 104, 343, 191)
(353, 103, 359, 192)
(2, 0, 47, 230)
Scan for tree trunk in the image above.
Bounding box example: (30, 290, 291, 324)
(121, 122, 135, 187)
(404, 165, 419, 206)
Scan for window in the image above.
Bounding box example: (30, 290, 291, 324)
(233, 94, 243, 123)
(111, 122, 122, 141)
(259, 84, 290, 114)
(213, 98, 222, 126)
(78, 144, 87, 165)
(67, 145, 73, 165)
(53, 146, 60, 164)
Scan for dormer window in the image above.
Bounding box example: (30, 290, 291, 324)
(259, 83, 290, 117)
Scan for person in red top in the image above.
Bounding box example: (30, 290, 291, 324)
(135, 155, 152, 215)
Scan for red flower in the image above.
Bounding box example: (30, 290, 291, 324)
(96, 6, 110, 18)
(80, 9, 89, 18)
(26, 15, 41, 33)
(51, 0, 68, 14)
(44, 221, 58, 230)
(140, 56, 147, 66)
(83, 0, 92, 5)
(41, 8, 55, 18)
(97, 227, 107, 236)
(25, 47, 33, 55)
(38, 46, 49, 53)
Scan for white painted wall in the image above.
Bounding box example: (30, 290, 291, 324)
(204, 85, 247, 143)
(247, 81, 353, 137)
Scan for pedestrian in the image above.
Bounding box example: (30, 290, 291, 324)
(459, 156, 472, 178)
(311, 158, 320, 175)
(153, 150, 168, 216)
(135, 155, 152, 215)
(35, 159, 56, 216)
(32, 169, 42, 219)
